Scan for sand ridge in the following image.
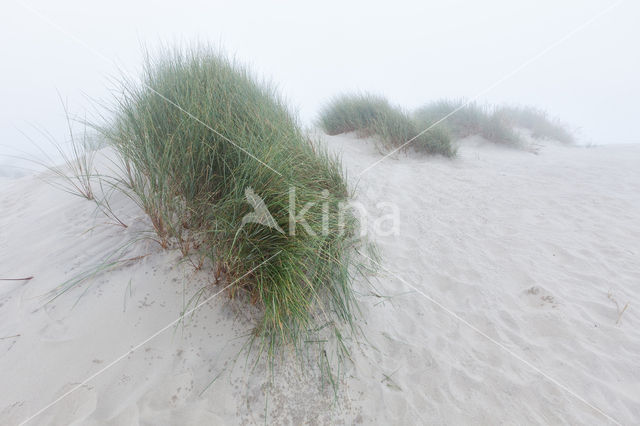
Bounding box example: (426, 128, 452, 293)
(1, 136, 639, 424)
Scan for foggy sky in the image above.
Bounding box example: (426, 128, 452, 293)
(2, 0, 639, 169)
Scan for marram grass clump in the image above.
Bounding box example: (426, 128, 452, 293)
(317, 93, 455, 157)
(413, 100, 576, 146)
(371, 107, 453, 156)
(414, 99, 521, 146)
(319, 95, 574, 154)
(493, 105, 575, 144)
(99, 46, 365, 376)
(318, 93, 455, 157)
(317, 93, 394, 137)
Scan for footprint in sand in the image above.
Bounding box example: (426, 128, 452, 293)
(524, 286, 559, 308)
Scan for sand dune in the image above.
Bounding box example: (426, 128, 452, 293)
(1, 136, 639, 424)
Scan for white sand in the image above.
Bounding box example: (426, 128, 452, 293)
(1, 137, 639, 424)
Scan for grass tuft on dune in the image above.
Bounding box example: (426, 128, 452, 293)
(414, 100, 575, 146)
(320, 95, 575, 153)
(318, 93, 394, 137)
(95, 45, 365, 379)
(494, 105, 575, 144)
(414, 99, 521, 146)
(318, 93, 456, 157)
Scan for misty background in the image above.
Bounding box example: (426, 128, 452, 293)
(1, 0, 638, 174)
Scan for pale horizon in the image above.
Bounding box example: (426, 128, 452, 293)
(1, 0, 639, 170)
